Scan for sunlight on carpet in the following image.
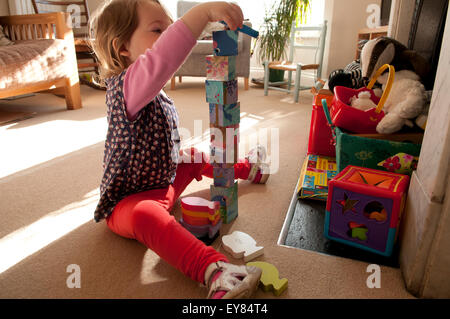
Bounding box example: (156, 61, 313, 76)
(0, 189, 98, 274)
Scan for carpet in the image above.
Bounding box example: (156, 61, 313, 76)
(0, 79, 414, 299)
(0, 110, 35, 126)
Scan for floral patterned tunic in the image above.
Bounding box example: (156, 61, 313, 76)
(94, 71, 180, 222)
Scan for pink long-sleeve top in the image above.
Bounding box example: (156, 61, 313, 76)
(123, 19, 197, 120)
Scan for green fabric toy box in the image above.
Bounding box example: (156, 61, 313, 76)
(335, 127, 423, 174)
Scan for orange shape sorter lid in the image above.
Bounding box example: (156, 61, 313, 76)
(332, 165, 410, 195)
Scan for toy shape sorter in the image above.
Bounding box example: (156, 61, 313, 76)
(324, 165, 410, 257)
(179, 197, 222, 245)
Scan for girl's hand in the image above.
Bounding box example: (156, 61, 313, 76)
(181, 2, 244, 39)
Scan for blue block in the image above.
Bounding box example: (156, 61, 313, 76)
(213, 30, 238, 56)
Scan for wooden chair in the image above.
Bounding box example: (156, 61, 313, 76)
(263, 21, 328, 103)
(31, 0, 100, 82)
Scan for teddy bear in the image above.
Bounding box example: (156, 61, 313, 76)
(375, 69, 427, 134)
(349, 91, 378, 111)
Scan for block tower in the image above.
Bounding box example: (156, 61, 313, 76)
(206, 28, 240, 224)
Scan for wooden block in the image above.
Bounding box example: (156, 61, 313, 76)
(246, 261, 288, 296)
(209, 102, 240, 126)
(213, 30, 238, 56)
(213, 166, 235, 187)
(206, 79, 238, 105)
(206, 55, 236, 81)
(222, 231, 264, 262)
(210, 181, 238, 224)
(210, 124, 239, 164)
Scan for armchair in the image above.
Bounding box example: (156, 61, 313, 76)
(0, 12, 82, 110)
(171, 0, 252, 90)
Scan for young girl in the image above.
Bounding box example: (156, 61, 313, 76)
(90, 0, 269, 299)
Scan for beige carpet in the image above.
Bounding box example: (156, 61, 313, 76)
(0, 78, 414, 299)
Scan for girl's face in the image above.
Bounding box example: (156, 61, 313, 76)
(120, 1, 172, 63)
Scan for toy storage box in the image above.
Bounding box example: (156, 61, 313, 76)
(335, 127, 423, 174)
(324, 165, 410, 256)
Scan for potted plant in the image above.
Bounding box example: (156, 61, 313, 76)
(257, 0, 311, 83)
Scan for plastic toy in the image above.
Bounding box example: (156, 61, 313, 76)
(246, 261, 288, 296)
(222, 231, 264, 262)
(324, 165, 410, 256)
(307, 89, 335, 157)
(330, 64, 395, 134)
(179, 197, 222, 244)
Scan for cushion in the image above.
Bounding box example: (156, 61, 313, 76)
(0, 26, 13, 46)
(0, 39, 70, 91)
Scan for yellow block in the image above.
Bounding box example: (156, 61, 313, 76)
(181, 208, 220, 222)
(246, 261, 288, 296)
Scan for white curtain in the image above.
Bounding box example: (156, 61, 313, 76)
(8, 0, 35, 15)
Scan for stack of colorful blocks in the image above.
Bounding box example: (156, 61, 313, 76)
(207, 29, 240, 225)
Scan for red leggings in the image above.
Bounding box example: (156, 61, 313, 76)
(106, 149, 251, 284)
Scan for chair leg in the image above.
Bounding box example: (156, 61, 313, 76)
(263, 62, 269, 96)
(179, 76, 182, 83)
(171, 77, 176, 90)
(287, 70, 293, 91)
(64, 78, 82, 110)
(294, 65, 302, 103)
(244, 77, 249, 90)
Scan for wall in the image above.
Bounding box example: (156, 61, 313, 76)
(0, 1, 10, 16)
(322, 0, 382, 78)
(399, 5, 450, 298)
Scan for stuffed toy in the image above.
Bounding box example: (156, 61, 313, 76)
(327, 59, 368, 93)
(349, 91, 377, 111)
(375, 69, 427, 134)
(360, 36, 430, 82)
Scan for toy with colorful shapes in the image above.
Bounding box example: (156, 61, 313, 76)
(211, 181, 238, 224)
(222, 230, 264, 262)
(212, 29, 238, 56)
(206, 79, 238, 105)
(206, 55, 236, 81)
(246, 261, 288, 296)
(324, 165, 410, 256)
(209, 102, 240, 127)
(180, 197, 222, 244)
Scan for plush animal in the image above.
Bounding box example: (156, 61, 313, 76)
(376, 70, 427, 134)
(350, 91, 377, 111)
(327, 59, 368, 93)
(360, 36, 430, 83)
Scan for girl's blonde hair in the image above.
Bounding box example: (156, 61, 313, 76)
(89, 0, 171, 80)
